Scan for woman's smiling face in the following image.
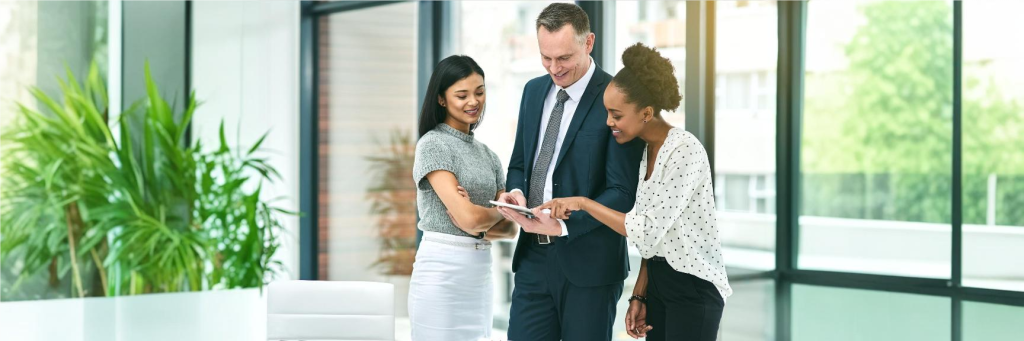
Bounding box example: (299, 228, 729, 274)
(441, 73, 486, 127)
(604, 82, 648, 144)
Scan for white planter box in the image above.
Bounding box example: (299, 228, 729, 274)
(0, 289, 266, 341)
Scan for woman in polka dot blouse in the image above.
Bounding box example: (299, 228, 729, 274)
(538, 43, 732, 341)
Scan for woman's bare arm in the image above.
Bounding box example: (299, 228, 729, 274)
(425, 171, 503, 234)
(536, 197, 628, 236)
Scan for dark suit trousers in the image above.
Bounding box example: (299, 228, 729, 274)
(645, 259, 725, 341)
(508, 238, 623, 341)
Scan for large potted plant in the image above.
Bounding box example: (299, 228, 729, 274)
(0, 63, 292, 299)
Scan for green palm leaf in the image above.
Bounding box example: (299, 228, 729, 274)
(2, 61, 293, 300)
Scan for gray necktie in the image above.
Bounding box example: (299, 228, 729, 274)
(528, 89, 570, 210)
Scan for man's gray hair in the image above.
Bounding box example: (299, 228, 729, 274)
(535, 3, 590, 45)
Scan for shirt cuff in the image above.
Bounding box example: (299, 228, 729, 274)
(558, 219, 568, 237)
(624, 210, 646, 254)
(510, 188, 523, 195)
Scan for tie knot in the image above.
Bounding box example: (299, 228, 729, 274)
(557, 89, 569, 104)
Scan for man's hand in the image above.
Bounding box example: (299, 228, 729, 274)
(523, 207, 562, 236)
(496, 190, 528, 223)
(500, 207, 562, 236)
(625, 299, 652, 339)
(498, 190, 526, 206)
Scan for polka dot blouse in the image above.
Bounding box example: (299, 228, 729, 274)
(624, 127, 733, 301)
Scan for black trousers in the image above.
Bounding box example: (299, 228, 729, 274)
(508, 239, 623, 341)
(645, 258, 725, 341)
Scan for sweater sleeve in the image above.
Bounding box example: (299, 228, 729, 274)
(412, 134, 459, 191)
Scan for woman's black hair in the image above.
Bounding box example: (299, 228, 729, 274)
(611, 43, 682, 116)
(418, 55, 486, 138)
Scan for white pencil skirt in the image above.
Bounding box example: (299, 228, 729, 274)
(408, 231, 494, 341)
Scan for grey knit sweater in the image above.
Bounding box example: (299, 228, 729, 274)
(413, 123, 505, 238)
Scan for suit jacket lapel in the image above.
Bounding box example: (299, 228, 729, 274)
(553, 69, 608, 172)
(524, 77, 552, 177)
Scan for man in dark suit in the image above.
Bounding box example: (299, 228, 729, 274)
(496, 3, 644, 340)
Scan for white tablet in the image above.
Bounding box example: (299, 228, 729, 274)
(489, 200, 535, 218)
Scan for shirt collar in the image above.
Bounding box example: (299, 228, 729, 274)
(556, 56, 597, 103)
(436, 123, 474, 143)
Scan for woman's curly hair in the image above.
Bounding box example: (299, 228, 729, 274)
(611, 42, 682, 115)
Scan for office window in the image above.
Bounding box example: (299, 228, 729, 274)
(0, 1, 108, 124)
(713, 173, 777, 215)
(961, 0, 1024, 292)
(316, 1, 419, 317)
(715, 1, 777, 274)
(717, 71, 775, 115)
(718, 174, 752, 212)
(963, 301, 1024, 341)
(800, 0, 953, 278)
(792, 285, 950, 341)
(612, 0, 686, 127)
(0, 1, 39, 127)
(722, 73, 751, 110)
(719, 278, 775, 341)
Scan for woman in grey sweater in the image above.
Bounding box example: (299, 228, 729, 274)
(408, 55, 517, 341)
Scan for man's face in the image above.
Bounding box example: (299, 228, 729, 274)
(537, 24, 594, 88)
